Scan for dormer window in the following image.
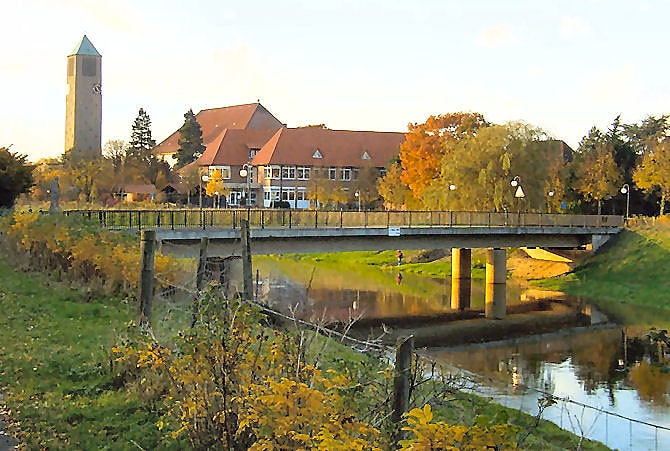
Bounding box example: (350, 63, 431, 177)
(312, 149, 323, 159)
(361, 151, 371, 160)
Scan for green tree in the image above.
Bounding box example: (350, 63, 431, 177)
(377, 161, 414, 210)
(351, 165, 380, 209)
(573, 131, 623, 214)
(176, 109, 206, 167)
(432, 123, 557, 212)
(0, 147, 34, 208)
(633, 138, 670, 215)
(126, 108, 156, 165)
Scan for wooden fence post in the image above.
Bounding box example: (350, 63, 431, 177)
(196, 237, 209, 291)
(191, 237, 209, 328)
(241, 219, 253, 300)
(137, 230, 156, 327)
(392, 335, 414, 445)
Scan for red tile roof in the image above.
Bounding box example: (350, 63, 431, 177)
(198, 129, 279, 166)
(252, 128, 404, 167)
(153, 103, 283, 157)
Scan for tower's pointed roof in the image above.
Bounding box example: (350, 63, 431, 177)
(70, 35, 101, 56)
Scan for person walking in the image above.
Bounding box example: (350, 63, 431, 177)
(396, 250, 403, 266)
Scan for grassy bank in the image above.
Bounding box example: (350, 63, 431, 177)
(0, 256, 609, 449)
(0, 258, 167, 449)
(534, 218, 670, 329)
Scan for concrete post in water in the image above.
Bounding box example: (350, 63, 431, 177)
(450, 248, 471, 310)
(137, 230, 156, 327)
(485, 248, 506, 319)
(241, 219, 253, 300)
(392, 335, 414, 445)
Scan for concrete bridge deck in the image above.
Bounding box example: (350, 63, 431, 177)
(65, 209, 623, 257)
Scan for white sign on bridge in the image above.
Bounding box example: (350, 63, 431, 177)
(388, 226, 401, 237)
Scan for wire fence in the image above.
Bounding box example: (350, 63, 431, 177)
(149, 256, 667, 451)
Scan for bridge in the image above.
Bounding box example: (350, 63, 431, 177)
(67, 209, 623, 320)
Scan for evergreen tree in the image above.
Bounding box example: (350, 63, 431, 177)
(176, 109, 206, 167)
(127, 108, 156, 165)
(0, 146, 34, 208)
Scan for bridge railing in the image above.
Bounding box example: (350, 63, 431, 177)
(63, 209, 624, 230)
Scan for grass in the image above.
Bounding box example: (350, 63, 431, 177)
(0, 257, 169, 450)
(533, 219, 670, 329)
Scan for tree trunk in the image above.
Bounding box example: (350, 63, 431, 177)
(597, 199, 602, 215)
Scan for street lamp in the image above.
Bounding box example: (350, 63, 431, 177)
(214, 191, 220, 209)
(621, 183, 630, 220)
(547, 190, 555, 213)
(199, 173, 209, 209)
(354, 190, 361, 211)
(239, 164, 253, 207)
(449, 183, 457, 191)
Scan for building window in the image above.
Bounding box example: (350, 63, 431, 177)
(249, 148, 260, 159)
(282, 166, 296, 180)
(312, 149, 323, 159)
(209, 166, 231, 179)
(281, 188, 296, 201)
(297, 166, 310, 180)
(264, 165, 281, 179)
(352, 168, 360, 180)
(329, 167, 337, 180)
(341, 167, 352, 181)
(297, 188, 307, 201)
(379, 168, 387, 177)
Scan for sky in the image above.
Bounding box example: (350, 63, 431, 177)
(2, 0, 670, 162)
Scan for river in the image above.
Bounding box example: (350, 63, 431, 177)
(253, 256, 670, 450)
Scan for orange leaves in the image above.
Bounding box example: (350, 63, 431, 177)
(399, 113, 487, 205)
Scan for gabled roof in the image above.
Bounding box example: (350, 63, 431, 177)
(198, 128, 279, 166)
(70, 35, 101, 57)
(252, 128, 405, 167)
(153, 103, 283, 158)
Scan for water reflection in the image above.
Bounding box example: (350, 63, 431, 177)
(427, 328, 670, 450)
(255, 258, 525, 323)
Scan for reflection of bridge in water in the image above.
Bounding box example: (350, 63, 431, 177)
(66, 209, 623, 320)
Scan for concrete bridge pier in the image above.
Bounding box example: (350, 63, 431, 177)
(485, 248, 506, 319)
(450, 248, 471, 310)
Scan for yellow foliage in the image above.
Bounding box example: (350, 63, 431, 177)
(2, 211, 185, 296)
(400, 404, 518, 451)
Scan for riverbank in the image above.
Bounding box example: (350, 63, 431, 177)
(0, 251, 608, 449)
(533, 217, 670, 329)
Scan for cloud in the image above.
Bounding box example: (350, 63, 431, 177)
(560, 16, 592, 40)
(477, 24, 515, 48)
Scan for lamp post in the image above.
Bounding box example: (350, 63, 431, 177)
(621, 183, 630, 221)
(239, 164, 252, 207)
(510, 176, 525, 203)
(199, 173, 209, 209)
(354, 190, 361, 211)
(199, 173, 209, 228)
(547, 190, 555, 213)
